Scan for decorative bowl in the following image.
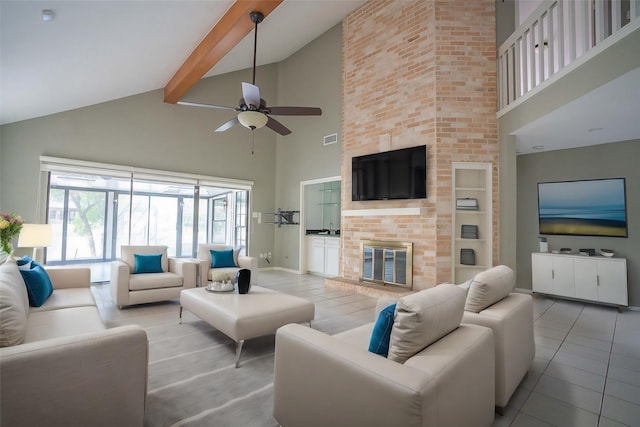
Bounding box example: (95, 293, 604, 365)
(600, 249, 614, 257)
(206, 281, 235, 292)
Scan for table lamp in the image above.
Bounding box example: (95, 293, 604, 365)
(18, 224, 53, 263)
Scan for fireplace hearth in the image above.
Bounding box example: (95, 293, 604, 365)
(360, 240, 413, 289)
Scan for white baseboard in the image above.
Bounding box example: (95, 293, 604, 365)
(258, 266, 302, 275)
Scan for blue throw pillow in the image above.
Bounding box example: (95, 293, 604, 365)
(210, 249, 236, 268)
(16, 255, 33, 270)
(368, 303, 397, 357)
(20, 265, 54, 307)
(134, 253, 163, 274)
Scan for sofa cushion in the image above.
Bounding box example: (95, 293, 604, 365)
(464, 265, 515, 313)
(0, 261, 30, 347)
(388, 284, 466, 364)
(20, 265, 54, 307)
(30, 288, 96, 313)
(210, 249, 237, 268)
(134, 253, 163, 274)
(23, 306, 106, 343)
(368, 303, 396, 357)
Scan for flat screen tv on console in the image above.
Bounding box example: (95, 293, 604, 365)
(352, 145, 427, 201)
(537, 178, 628, 237)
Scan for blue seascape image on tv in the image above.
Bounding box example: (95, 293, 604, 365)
(538, 178, 627, 237)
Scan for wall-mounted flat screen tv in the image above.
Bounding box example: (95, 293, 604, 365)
(537, 178, 628, 237)
(352, 145, 427, 201)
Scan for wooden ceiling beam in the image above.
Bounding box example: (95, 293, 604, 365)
(163, 0, 284, 104)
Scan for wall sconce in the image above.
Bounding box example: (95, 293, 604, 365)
(18, 224, 53, 262)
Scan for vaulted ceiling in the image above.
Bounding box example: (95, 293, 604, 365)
(0, 0, 365, 125)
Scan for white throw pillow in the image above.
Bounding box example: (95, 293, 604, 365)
(0, 260, 30, 347)
(388, 284, 466, 363)
(464, 265, 515, 313)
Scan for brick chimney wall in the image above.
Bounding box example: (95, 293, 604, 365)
(341, 0, 498, 290)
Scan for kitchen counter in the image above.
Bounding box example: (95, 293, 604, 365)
(306, 229, 340, 236)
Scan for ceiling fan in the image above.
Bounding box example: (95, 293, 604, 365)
(177, 11, 322, 136)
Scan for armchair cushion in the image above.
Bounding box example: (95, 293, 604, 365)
(463, 265, 515, 313)
(133, 253, 163, 274)
(210, 249, 236, 268)
(388, 284, 466, 363)
(368, 303, 396, 357)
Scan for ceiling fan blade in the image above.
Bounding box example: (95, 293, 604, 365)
(177, 101, 239, 111)
(242, 82, 261, 108)
(267, 106, 322, 116)
(265, 116, 292, 136)
(215, 117, 240, 132)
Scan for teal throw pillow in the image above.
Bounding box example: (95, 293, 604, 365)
(210, 249, 236, 268)
(19, 264, 54, 307)
(16, 255, 33, 270)
(368, 303, 397, 357)
(134, 253, 163, 274)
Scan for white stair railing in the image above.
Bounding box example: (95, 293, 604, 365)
(498, 0, 640, 114)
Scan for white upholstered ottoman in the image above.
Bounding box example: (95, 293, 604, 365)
(179, 286, 315, 367)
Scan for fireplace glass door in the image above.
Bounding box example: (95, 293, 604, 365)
(361, 241, 412, 289)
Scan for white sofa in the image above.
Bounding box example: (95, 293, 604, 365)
(111, 245, 197, 307)
(0, 259, 148, 427)
(196, 244, 258, 286)
(273, 284, 496, 427)
(460, 265, 535, 412)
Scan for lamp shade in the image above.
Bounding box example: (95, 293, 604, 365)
(18, 224, 53, 248)
(237, 111, 268, 130)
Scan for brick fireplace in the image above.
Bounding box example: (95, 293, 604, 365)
(338, 0, 499, 292)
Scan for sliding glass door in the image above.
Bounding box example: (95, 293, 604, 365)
(44, 165, 251, 281)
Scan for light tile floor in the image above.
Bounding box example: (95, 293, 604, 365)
(93, 270, 640, 427)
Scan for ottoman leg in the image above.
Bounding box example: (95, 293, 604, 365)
(235, 340, 245, 368)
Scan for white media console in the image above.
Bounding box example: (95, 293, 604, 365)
(531, 252, 628, 310)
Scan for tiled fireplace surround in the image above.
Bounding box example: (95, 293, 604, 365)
(331, 0, 499, 293)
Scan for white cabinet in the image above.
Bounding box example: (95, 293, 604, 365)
(325, 238, 340, 276)
(531, 254, 574, 297)
(308, 237, 325, 273)
(307, 236, 340, 276)
(532, 253, 628, 308)
(451, 162, 492, 283)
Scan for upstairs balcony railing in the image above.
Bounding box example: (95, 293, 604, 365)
(497, 0, 640, 114)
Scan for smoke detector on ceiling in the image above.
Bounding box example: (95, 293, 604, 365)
(42, 9, 55, 22)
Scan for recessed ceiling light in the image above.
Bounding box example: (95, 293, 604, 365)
(532, 145, 545, 150)
(42, 9, 55, 22)
(587, 127, 603, 132)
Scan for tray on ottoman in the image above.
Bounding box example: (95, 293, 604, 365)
(179, 286, 315, 367)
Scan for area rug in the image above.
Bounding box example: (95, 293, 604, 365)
(136, 312, 280, 427)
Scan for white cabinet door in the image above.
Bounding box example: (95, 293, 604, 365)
(552, 256, 575, 298)
(325, 239, 340, 276)
(309, 237, 325, 273)
(574, 258, 598, 301)
(532, 254, 554, 294)
(597, 259, 628, 305)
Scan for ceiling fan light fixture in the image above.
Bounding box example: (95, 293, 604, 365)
(238, 111, 268, 130)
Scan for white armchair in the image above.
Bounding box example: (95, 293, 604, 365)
(460, 265, 535, 413)
(196, 244, 258, 287)
(110, 245, 197, 308)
